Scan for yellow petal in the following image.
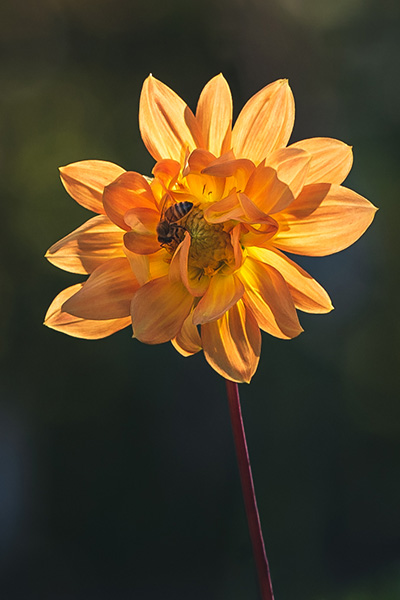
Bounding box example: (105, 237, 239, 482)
(131, 276, 193, 344)
(248, 247, 333, 313)
(62, 257, 139, 319)
(103, 171, 156, 230)
(139, 75, 203, 162)
(201, 300, 261, 383)
(274, 183, 378, 256)
(123, 207, 160, 255)
(232, 79, 295, 164)
(240, 258, 303, 339)
(192, 273, 244, 325)
(59, 160, 125, 213)
(44, 284, 131, 339)
(289, 137, 353, 185)
(171, 311, 202, 356)
(45, 215, 124, 274)
(196, 74, 232, 156)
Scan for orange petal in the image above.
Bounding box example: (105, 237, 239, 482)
(139, 75, 203, 162)
(204, 191, 243, 223)
(230, 224, 245, 269)
(124, 246, 170, 286)
(59, 160, 125, 214)
(45, 215, 124, 274)
(131, 276, 193, 344)
(289, 137, 353, 185)
(62, 257, 139, 320)
(123, 246, 150, 285)
(196, 74, 232, 156)
(192, 273, 244, 325)
(232, 79, 295, 164)
(149, 251, 171, 280)
(103, 171, 156, 230)
(201, 300, 261, 383)
(170, 233, 210, 296)
(44, 284, 131, 339)
(246, 147, 311, 215)
(240, 258, 303, 339)
(184, 148, 216, 175)
(171, 311, 202, 356)
(152, 159, 181, 188)
(202, 156, 254, 192)
(238, 193, 276, 224)
(274, 183, 378, 256)
(204, 191, 272, 225)
(240, 220, 278, 248)
(123, 207, 160, 255)
(248, 247, 333, 313)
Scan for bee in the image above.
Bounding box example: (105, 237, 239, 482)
(156, 198, 193, 246)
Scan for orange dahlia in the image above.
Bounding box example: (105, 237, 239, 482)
(45, 75, 377, 383)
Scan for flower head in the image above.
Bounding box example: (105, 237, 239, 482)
(45, 75, 377, 382)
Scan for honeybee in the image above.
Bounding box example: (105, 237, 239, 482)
(157, 198, 193, 246)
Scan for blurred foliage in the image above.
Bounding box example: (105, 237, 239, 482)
(0, 0, 399, 598)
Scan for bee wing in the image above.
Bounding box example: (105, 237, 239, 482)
(159, 193, 174, 219)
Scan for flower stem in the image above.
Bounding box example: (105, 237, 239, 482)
(226, 380, 275, 600)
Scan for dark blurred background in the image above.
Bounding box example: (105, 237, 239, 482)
(0, 0, 399, 598)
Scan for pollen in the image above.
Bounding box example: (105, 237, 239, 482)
(185, 208, 234, 271)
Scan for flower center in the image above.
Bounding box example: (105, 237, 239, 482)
(159, 206, 234, 276)
(184, 208, 234, 274)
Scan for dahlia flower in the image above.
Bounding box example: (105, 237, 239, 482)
(45, 75, 377, 383)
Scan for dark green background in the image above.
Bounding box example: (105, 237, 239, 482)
(0, 0, 399, 598)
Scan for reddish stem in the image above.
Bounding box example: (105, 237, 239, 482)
(226, 379, 275, 600)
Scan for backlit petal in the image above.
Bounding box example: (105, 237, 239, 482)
(192, 273, 244, 325)
(201, 300, 261, 383)
(62, 257, 139, 319)
(123, 246, 150, 285)
(139, 75, 203, 162)
(172, 311, 202, 356)
(232, 80, 295, 164)
(59, 160, 125, 213)
(184, 148, 216, 175)
(152, 159, 181, 188)
(131, 276, 193, 344)
(123, 207, 160, 255)
(202, 156, 254, 181)
(45, 215, 124, 274)
(170, 233, 209, 296)
(44, 284, 131, 339)
(245, 148, 310, 214)
(204, 191, 243, 223)
(204, 191, 272, 225)
(240, 258, 303, 339)
(196, 74, 232, 156)
(240, 220, 278, 248)
(274, 183, 378, 256)
(248, 247, 333, 313)
(289, 137, 353, 185)
(103, 171, 156, 230)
